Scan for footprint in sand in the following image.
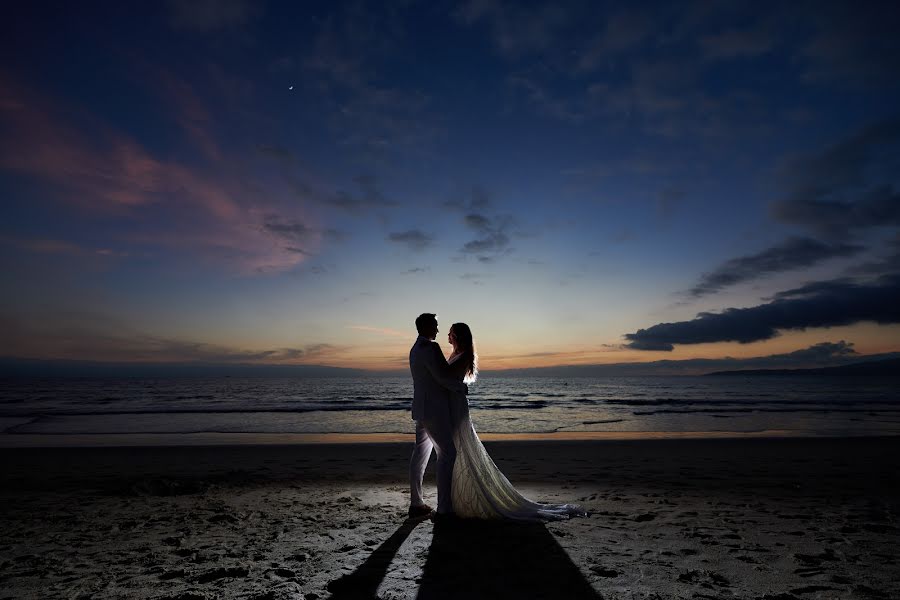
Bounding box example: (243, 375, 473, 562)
(677, 569, 730, 588)
(193, 566, 250, 583)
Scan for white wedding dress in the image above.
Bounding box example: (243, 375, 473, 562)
(447, 354, 586, 521)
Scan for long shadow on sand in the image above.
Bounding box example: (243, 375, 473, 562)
(416, 519, 601, 599)
(327, 517, 600, 600)
(327, 517, 424, 599)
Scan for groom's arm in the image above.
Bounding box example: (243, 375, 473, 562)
(425, 343, 468, 395)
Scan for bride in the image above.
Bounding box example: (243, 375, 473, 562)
(445, 322, 586, 521)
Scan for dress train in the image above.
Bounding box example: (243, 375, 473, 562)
(448, 376, 586, 521)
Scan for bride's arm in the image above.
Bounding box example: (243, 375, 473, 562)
(425, 344, 467, 394)
(446, 354, 468, 382)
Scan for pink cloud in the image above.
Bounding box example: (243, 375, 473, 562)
(0, 70, 321, 274)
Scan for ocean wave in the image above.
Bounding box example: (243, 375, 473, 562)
(609, 398, 898, 407)
(2, 375, 898, 437)
(0, 406, 412, 418)
(632, 407, 900, 416)
(486, 402, 548, 410)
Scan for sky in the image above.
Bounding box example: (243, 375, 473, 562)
(1, 0, 899, 372)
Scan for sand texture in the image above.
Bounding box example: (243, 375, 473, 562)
(1, 437, 899, 599)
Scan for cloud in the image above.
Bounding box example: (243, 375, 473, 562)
(253, 145, 392, 219)
(491, 341, 884, 376)
(850, 233, 900, 277)
(464, 214, 492, 232)
(462, 230, 510, 254)
(772, 339, 857, 362)
(771, 117, 900, 237)
(687, 237, 863, 298)
(325, 174, 397, 213)
(402, 267, 430, 275)
(302, 5, 439, 155)
(261, 216, 344, 256)
(0, 235, 129, 259)
(508, 75, 586, 122)
(460, 212, 513, 262)
(263, 217, 315, 242)
(460, 272, 491, 285)
(510, 51, 746, 139)
(0, 71, 315, 275)
(575, 9, 655, 72)
(387, 230, 433, 251)
(443, 186, 491, 213)
(256, 144, 295, 161)
(454, 0, 570, 58)
(699, 26, 776, 61)
(443, 187, 516, 262)
(2, 315, 345, 364)
(153, 68, 223, 162)
(799, 3, 900, 87)
(625, 273, 900, 350)
(680, 117, 899, 304)
(168, 0, 257, 31)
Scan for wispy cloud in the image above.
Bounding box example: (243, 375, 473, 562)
(772, 117, 900, 237)
(301, 4, 439, 156)
(454, 0, 571, 58)
(686, 237, 863, 298)
(402, 266, 430, 275)
(575, 8, 655, 72)
(460, 212, 513, 262)
(253, 145, 394, 219)
(445, 188, 516, 263)
(326, 174, 397, 213)
(459, 272, 491, 285)
(0, 70, 318, 275)
(699, 24, 777, 61)
(387, 230, 433, 251)
(3, 314, 348, 364)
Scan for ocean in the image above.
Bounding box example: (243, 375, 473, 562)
(1, 375, 898, 443)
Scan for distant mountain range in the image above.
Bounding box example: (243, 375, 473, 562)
(706, 357, 900, 377)
(0, 358, 372, 378)
(481, 352, 900, 378)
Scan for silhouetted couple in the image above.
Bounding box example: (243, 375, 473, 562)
(408, 313, 585, 522)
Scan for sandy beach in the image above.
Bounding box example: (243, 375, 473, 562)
(1, 436, 899, 599)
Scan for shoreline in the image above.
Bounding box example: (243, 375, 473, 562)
(2, 428, 898, 448)
(3, 435, 897, 491)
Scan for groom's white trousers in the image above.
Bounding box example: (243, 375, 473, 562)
(409, 417, 456, 514)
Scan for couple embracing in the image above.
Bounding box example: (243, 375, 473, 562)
(408, 313, 585, 522)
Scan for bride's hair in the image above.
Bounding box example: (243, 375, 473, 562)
(451, 322, 478, 383)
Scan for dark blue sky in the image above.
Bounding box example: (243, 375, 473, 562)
(2, 1, 899, 370)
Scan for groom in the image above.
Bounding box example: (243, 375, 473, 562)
(408, 313, 466, 520)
